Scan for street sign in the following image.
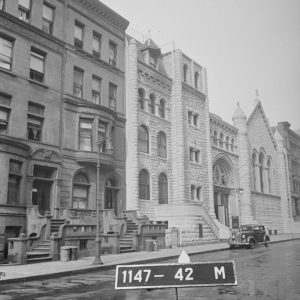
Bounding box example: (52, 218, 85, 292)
(115, 261, 237, 290)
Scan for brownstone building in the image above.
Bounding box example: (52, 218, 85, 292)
(0, 0, 128, 261)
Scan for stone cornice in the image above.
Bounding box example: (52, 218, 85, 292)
(0, 135, 31, 153)
(71, 0, 129, 33)
(210, 114, 238, 134)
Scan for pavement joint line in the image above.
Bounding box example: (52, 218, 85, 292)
(0, 235, 299, 285)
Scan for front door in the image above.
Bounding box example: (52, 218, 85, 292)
(105, 187, 118, 216)
(214, 188, 230, 227)
(32, 180, 52, 215)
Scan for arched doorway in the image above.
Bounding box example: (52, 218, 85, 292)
(104, 179, 119, 216)
(213, 159, 233, 227)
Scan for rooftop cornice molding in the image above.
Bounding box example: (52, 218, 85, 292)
(73, 0, 129, 31)
(182, 82, 206, 100)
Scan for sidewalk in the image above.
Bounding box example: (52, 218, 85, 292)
(0, 233, 299, 284)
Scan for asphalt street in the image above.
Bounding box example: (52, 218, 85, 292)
(0, 239, 299, 299)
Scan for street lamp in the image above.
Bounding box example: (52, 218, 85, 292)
(93, 137, 113, 265)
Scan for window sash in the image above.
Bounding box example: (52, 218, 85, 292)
(0, 37, 13, 70)
(74, 24, 83, 40)
(93, 34, 101, 53)
(92, 77, 101, 91)
(30, 51, 44, 73)
(43, 4, 53, 21)
(0, 109, 8, 121)
(79, 120, 92, 151)
(19, 0, 30, 9)
(74, 68, 83, 85)
(0, 0, 4, 10)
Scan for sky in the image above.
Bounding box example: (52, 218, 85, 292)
(101, 0, 300, 130)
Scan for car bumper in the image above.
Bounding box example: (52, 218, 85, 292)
(228, 239, 249, 247)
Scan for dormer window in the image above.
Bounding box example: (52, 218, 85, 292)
(149, 55, 156, 68)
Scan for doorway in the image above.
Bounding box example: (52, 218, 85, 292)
(214, 188, 230, 227)
(104, 179, 119, 216)
(4, 226, 20, 259)
(32, 180, 52, 215)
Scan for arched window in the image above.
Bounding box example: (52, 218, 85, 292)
(259, 152, 264, 193)
(138, 125, 149, 153)
(213, 131, 218, 146)
(194, 72, 199, 89)
(139, 169, 150, 200)
(72, 172, 90, 209)
(267, 158, 272, 194)
(157, 131, 167, 158)
(231, 139, 235, 152)
(225, 136, 229, 150)
(183, 64, 188, 83)
(149, 93, 156, 114)
(158, 99, 165, 118)
(138, 88, 145, 110)
(252, 153, 257, 191)
(219, 133, 224, 148)
(158, 173, 168, 204)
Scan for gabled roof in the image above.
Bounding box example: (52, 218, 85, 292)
(247, 100, 277, 149)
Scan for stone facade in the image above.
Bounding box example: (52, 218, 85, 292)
(0, 0, 128, 261)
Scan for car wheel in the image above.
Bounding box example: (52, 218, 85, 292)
(264, 239, 269, 247)
(248, 240, 255, 249)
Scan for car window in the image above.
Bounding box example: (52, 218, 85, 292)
(254, 226, 260, 230)
(241, 225, 252, 231)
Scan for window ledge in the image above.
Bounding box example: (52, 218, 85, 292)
(0, 68, 17, 77)
(28, 79, 49, 89)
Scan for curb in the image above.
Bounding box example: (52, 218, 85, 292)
(0, 237, 298, 284)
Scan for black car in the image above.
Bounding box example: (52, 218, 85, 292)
(228, 224, 270, 249)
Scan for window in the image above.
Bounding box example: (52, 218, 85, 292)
(194, 72, 199, 89)
(73, 67, 83, 98)
(252, 153, 257, 191)
(149, 55, 156, 68)
(259, 152, 264, 193)
(79, 239, 88, 250)
(193, 114, 198, 127)
(231, 138, 235, 152)
(74, 21, 84, 49)
(149, 93, 155, 114)
(30, 48, 45, 82)
(158, 99, 165, 118)
(7, 160, 22, 205)
(0, 0, 4, 10)
(219, 133, 224, 148)
(92, 75, 101, 104)
(98, 120, 107, 152)
(79, 118, 92, 151)
(138, 125, 149, 153)
(196, 187, 201, 201)
(138, 88, 145, 110)
(42, 3, 54, 35)
(225, 136, 229, 150)
(267, 158, 272, 194)
(190, 147, 200, 163)
(139, 169, 150, 200)
(0, 36, 13, 70)
(72, 172, 90, 209)
(191, 185, 195, 200)
(0, 107, 9, 134)
(157, 131, 166, 158)
(92, 32, 101, 57)
(183, 64, 188, 83)
(213, 131, 218, 146)
(27, 103, 44, 141)
(109, 41, 117, 66)
(188, 111, 193, 124)
(158, 173, 168, 204)
(109, 83, 117, 110)
(18, 0, 31, 23)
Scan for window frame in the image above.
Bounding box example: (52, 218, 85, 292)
(109, 82, 117, 110)
(157, 131, 167, 158)
(139, 169, 150, 200)
(158, 173, 168, 204)
(138, 125, 149, 153)
(149, 93, 156, 114)
(74, 20, 84, 49)
(108, 40, 117, 67)
(92, 75, 101, 104)
(158, 99, 165, 118)
(73, 67, 84, 98)
(42, 2, 55, 35)
(29, 47, 46, 83)
(18, 0, 31, 23)
(92, 31, 101, 58)
(79, 118, 93, 151)
(0, 34, 14, 71)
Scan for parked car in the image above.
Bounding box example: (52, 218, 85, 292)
(228, 224, 270, 249)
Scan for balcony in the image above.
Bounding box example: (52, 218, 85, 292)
(74, 149, 114, 168)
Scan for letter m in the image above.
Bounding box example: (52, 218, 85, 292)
(214, 266, 225, 279)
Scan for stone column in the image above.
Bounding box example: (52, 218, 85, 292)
(125, 38, 139, 211)
(274, 130, 292, 232)
(233, 103, 253, 224)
